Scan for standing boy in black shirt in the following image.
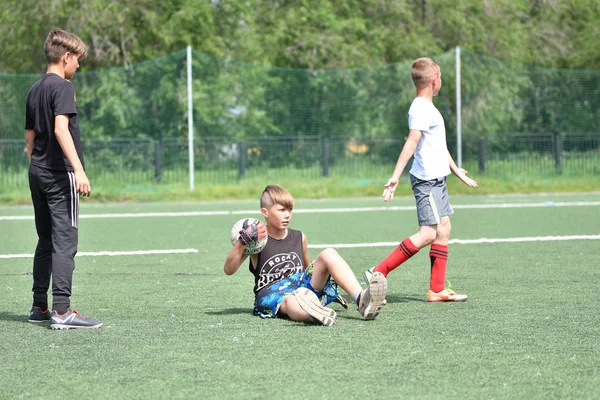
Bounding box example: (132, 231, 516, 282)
(25, 28, 102, 329)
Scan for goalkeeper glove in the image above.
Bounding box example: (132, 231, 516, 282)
(239, 221, 267, 245)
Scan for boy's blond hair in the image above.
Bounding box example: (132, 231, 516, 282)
(44, 28, 87, 64)
(260, 185, 295, 210)
(410, 57, 440, 89)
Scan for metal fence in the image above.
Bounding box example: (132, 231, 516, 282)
(2, 48, 599, 194)
(2, 133, 598, 190)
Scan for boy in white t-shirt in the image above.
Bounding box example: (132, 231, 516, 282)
(364, 57, 478, 302)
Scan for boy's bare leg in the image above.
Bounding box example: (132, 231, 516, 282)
(309, 248, 362, 299)
(279, 295, 313, 322)
(310, 248, 387, 319)
(432, 216, 451, 246)
(409, 224, 438, 248)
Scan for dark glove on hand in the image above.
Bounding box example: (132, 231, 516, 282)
(239, 221, 267, 245)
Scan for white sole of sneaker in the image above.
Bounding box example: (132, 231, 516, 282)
(293, 288, 336, 326)
(427, 297, 468, 303)
(362, 272, 388, 320)
(50, 323, 103, 330)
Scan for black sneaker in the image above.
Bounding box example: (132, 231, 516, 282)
(50, 309, 103, 330)
(28, 306, 51, 323)
(333, 294, 349, 309)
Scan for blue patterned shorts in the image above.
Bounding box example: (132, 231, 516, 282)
(253, 263, 339, 319)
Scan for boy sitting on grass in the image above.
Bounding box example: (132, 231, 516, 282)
(224, 185, 387, 325)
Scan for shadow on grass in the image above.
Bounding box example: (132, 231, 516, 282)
(205, 308, 252, 316)
(0, 311, 50, 328)
(385, 293, 428, 303)
(203, 294, 427, 319)
(337, 293, 427, 305)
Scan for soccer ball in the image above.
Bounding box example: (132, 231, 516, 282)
(230, 217, 268, 255)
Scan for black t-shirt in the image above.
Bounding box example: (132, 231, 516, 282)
(25, 73, 84, 171)
(249, 228, 304, 296)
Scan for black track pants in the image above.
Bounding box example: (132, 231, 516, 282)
(28, 164, 79, 311)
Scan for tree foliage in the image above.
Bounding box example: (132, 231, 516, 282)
(1, 0, 599, 72)
(0, 0, 598, 168)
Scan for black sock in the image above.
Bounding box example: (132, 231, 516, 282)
(33, 293, 48, 310)
(52, 295, 70, 314)
(52, 303, 70, 314)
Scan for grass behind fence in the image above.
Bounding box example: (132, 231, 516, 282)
(2, 158, 600, 205)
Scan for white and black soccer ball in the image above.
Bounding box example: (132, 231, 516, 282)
(230, 217, 268, 255)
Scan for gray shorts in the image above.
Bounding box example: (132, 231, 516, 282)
(410, 174, 453, 226)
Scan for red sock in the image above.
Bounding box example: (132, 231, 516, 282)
(374, 238, 419, 276)
(429, 244, 448, 292)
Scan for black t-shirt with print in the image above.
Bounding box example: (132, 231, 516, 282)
(249, 228, 305, 296)
(25, 73, 84, 171)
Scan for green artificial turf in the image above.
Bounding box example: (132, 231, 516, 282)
(1, 194, 599, 399)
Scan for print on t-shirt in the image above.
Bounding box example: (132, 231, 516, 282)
(255, 252, 303, 293)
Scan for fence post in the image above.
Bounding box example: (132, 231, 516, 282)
(456, 46, 462, 168)
(478, 136, 486, 174)
(238, 142, 247, 180)
(187, 45, 194, 190)
(322, 138, 329, 177)
(553, 133, 563, 174)
(154, 140, 162, 183)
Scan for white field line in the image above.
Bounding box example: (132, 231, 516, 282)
(1, 201, 599, 221)
(0, 248, 198, 259)
(2, 235, 599, 259)
(308, 234, 600, 249)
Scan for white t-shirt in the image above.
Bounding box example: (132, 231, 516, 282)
(408, 97, 451, 180)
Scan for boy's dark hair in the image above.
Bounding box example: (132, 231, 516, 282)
(260, 185, 295, 210)
(44, 28, 87, 64)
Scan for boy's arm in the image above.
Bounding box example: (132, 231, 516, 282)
(448, 150, 478, 188)
(383, 129, 422, 202)
(224, 221, 266, 274)
(25, 130, 35, 162)
(301, 232, 310, 269)
(55, 114, 91, 196)
(223, 242, 249, 275)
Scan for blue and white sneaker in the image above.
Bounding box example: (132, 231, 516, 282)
(28, 306, 51, 323)
(50, 309, 103, 330)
